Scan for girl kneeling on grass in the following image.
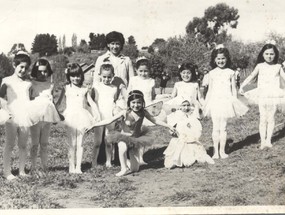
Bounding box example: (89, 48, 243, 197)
(164, 100, 214, 168)
(89, 90, 175, 176)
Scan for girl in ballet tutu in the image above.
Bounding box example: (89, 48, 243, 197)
(90, 90, 175, 176)
(239, 40, 285, 149)
(57, 63, 100, 173)
(128, 56, 167, 164)
(92, 62, 127, 168)
(164, 62, 203, 118)
(164, 100, 214, 169)
(0, 52, 35, 179)
(29, 58, 63, 175)
(203, 44, 248, 159)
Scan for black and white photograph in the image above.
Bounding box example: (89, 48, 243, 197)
(0, 0, 285, 214)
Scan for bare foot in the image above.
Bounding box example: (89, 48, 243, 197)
(205, 156, 215, 164)
(19, 172, 28, 177)
(139, 160, 147, 166)
(74, 169, 82, 174)
(264, 141, 273, 148)
(115, 169, 131, 177)
(105, 162, 112, 168)
(5, 174, 16, 180)
(212, 153, 219, 159)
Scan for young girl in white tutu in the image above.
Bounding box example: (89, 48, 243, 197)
(203, 44, 248, 159)
(29, 59, 62, 174)
(164, 100, 214, 168)
(0, 52, 34, 179)
(92, 62, 127, 168)
(58, 63, 100, 173)
(90, 90, 175, 176)
(164, 62, 203, 117)
(239, 41, 285, 149)
(128, 56, 167, 164)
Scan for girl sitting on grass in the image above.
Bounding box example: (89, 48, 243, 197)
(89, 90, 175, 176)
(164, 100, 214, 169)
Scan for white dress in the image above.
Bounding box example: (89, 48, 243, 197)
(165, 81, 200, 106)
(29, 80, 61, 123)
(2, 76, 37, 127)
(164, 111, 214, 168)
(244, 62, 285, 106)
(93, 82, 118, 120)
(203, 68, 248, 119)
(63, 85, 97, 133)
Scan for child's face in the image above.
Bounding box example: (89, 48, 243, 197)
(215, 53, 227, 68)
(263, 48, 275, 64)
(37, 65, 49, 81)
(14, 62, 29, 79)
(107, 41, 122, 56)
(180, 70, 192, 82)
(180, 101, 193, 113)
(137, 65, 150, 79)
(130, 98, 143, 112)
(70, 74, 82, 86)
(101, 69, 114, 85)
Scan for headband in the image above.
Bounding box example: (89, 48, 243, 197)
(265, 40, 276, 46)
(135, 56, 148, 64)
(215, 44, 225, 50)
(16, 50, 29, 56)
(128, 92, 144, 98)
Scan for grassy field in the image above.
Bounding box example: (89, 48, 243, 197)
(0, 93, 285, 210)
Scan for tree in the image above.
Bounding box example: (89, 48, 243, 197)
(63, 47, 75, 56)
(62, 35, 66, 49)
(77, 39, 89, 53)
(72, 33, 77, 49)
(31, 33, 58, 56)
(58, 37, 63, 53)
(0, 53, 13, 78)
(128, 36, 136, 45)
(89, 33, 106, 50)
(122, 44, 138, 60)
(186, 3, 239, 46)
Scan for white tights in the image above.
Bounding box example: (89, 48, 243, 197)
(211, 116, 228, 159)
(67, 127, 84, 173)
(3, 122, 29, 178)
(259, 103, 276, 148)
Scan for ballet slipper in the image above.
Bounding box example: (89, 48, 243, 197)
(115, 168, 131, 177)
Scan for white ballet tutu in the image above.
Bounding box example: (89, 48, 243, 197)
(63, 107, 97, 133)
(203, 96, 248, 119)
(244, 87, 285, 106)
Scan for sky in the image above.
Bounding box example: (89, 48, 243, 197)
(1, 0, 285, 54)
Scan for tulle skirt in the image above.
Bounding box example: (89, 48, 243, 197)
(244, 87, 285, 106)
(203, 96, 248, 119)
(63, 107, 97, 133)
(106, 129, 154, 148)
(164, 138, 213, 168)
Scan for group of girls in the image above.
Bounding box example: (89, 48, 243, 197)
(1, 36, 285, 179)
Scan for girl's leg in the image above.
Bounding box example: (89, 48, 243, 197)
(138, 146, 147, 165)
(129, 147, 140, 172)
(67, 127, 76, 173)
(104, 127, 113, 168)
(265, 104, 277, 147)
(211, 116, 220, 159)
(74, 132, 84, 173)
(259, 104, 267, 149)
(39, 123, 51, 171)
(116, 141, 129, 176)
(219, 118, 228, 159)
(30, 124, 41, 171)
(3, 123, 17, 179)
(92, 127, 104, 167)
(18, 127, 29, 176)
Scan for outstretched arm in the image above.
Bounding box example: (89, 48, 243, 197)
(144, 110, 176, 133)
(92, 111, 125, 127)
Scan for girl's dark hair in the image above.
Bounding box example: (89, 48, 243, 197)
(135, 58, 150, 70)
(106, 31, 125, 49)
(178, 62, 197, 82)
(13, 53, 31, 67)
(100, 63, 115, 75)
(65, 63, 84, 86)
(256, 44, 279, 65)
(127, 90, 145, 108)
(210, 47, 232, 69)
(31, 58, 53, 78)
